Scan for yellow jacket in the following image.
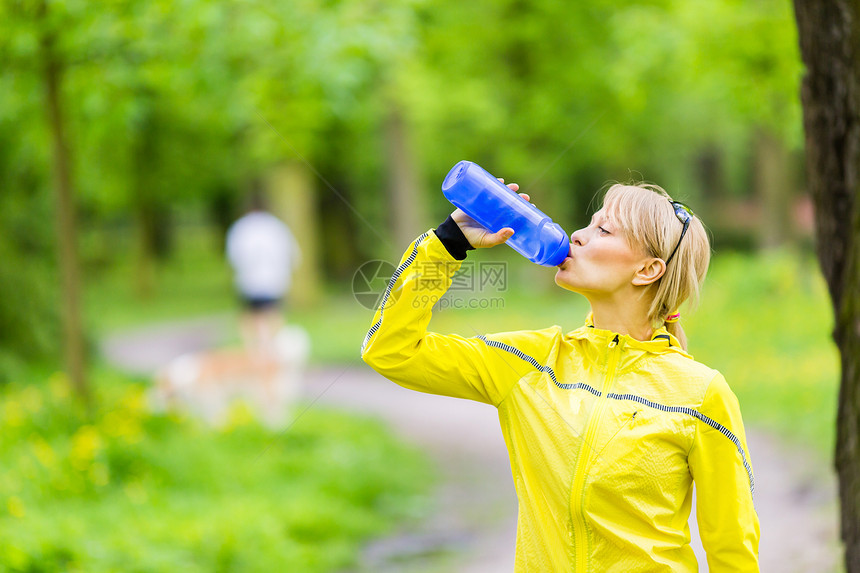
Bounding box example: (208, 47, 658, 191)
(361, 230, 760, 572)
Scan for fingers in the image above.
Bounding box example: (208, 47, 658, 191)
(497, 177, 520, 193)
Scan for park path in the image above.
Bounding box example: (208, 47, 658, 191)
(101, 315, 840, 572)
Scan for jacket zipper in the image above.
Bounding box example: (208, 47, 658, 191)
(571, 334, 621, 571)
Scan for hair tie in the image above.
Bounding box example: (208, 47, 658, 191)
(665, 311, 681, 323)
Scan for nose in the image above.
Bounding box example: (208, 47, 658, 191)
(570, 228, 586, 247)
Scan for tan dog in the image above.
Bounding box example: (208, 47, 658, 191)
(151, 325, 310, 429)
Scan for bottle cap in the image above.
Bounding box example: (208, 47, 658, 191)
(540, 225, 571, 266)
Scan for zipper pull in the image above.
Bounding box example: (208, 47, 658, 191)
(609, 334, 619, 349)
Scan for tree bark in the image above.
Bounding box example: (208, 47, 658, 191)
(793, 0, 860, 569)
(40, 4, 90, 404)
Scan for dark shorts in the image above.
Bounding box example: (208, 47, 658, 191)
(241, 295, 283, 311)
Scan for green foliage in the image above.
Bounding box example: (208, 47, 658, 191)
(0, 369, 432, 572)
(0, 188, 60, 381)
(406, 0, 802, 218)
(0, 0, 804, 242)
(0, 240, 60, 382)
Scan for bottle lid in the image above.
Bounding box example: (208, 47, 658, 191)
(540, 229, 571, 267)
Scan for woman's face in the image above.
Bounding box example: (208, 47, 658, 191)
(554, 209, 652, 298)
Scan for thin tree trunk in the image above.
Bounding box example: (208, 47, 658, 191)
(793, 1, 860, 569)
(132, 96, 159, 299)
(40, 5, 89, 404)
(134, 199, 157, 299)
(384, 103, 427, 249)
(697, 145, 726, 199)
(754, 129, 795, 250)
(268, 162, 322, 307)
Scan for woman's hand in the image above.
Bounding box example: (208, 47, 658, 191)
(451, 181, 530, 249)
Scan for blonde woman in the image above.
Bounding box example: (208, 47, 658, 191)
(361, 181, 760, 571)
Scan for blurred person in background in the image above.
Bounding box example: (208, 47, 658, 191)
(152, 188, 306, 428)
(361, 180, 759, 571)
(226, 188, 301, 356)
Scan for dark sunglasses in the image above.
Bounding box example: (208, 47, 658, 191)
(664, 201, 694, 265)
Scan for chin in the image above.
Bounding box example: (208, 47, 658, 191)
(554, 270, 579, 293)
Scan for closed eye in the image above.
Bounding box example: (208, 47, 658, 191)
(598, 226, 610, 235)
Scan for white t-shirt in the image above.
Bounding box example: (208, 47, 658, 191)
(226, 211, 300, 299)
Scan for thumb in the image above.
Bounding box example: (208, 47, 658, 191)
(486, 227, 515, 246)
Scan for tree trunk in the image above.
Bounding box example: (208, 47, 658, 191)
(40, 6, 90, 404)
(696, 144, 727, 202)
(753, 129, 795, 250)
(132, 95, 161, 299)
(267, 162, 322, 308)
(134, 197, 157, 299)
(384, 103, 428, 249)
(793, 1, 860, 569)
(209, 185, 238, 254)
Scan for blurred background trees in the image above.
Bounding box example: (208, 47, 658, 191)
(0, 0, 804, 386)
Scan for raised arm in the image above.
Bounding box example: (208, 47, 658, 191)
(361, 189, 552, 406)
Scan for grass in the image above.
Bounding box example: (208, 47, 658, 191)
(0, 368, 433, 573)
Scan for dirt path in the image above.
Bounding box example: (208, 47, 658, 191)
(101, 318, 840, 572)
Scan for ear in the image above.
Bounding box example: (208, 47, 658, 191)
(632, 257, 665, 287)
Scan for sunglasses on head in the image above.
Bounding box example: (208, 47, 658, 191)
(664, 200, 694, 265)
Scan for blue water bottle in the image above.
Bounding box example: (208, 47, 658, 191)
(442, 160, 570, 266)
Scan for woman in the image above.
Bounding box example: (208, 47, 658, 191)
(361, 180, 760, 571)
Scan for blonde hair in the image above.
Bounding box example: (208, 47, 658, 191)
(601, 183, 711, 350)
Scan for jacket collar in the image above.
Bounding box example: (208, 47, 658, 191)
(565, 313, 691, 361)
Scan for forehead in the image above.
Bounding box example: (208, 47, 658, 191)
(600, 193, 636, 229)
(590, 209, 614, 226)
(593, 204, 639, 248)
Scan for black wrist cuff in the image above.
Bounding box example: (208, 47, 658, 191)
(434, 215, 474, 260)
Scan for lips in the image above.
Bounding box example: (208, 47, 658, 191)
(557, 253, 573, 268)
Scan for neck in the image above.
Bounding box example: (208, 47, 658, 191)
(589, 296, 654, 342)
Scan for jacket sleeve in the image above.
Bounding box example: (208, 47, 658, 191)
(360, 229, 543, 406)
(688, 372, 761, 571)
